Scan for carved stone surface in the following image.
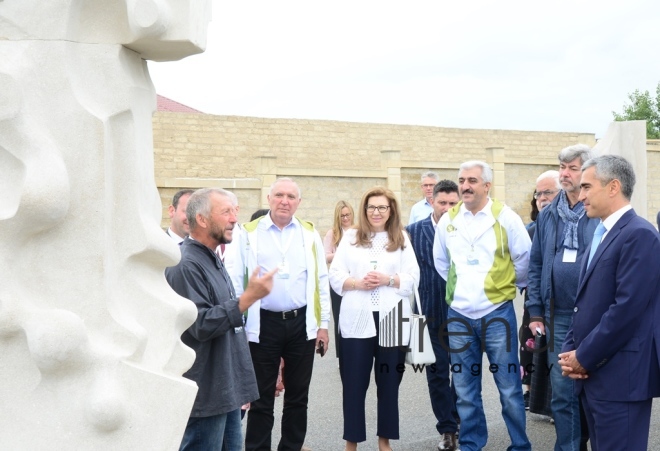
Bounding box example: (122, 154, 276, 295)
(0, 1, 210, 448)
(592, 120, 647, 217)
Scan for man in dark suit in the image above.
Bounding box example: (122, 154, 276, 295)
(406, 180, 459, 451)
(559, 155, 660, 451)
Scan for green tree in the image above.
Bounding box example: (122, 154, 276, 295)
(612, 82, 660, 139)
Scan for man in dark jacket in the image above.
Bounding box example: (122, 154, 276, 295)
(406, 180, 459, 451)
(526, 145, 597, 451)
(166, 188, 276, 451)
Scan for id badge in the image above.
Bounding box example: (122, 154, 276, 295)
(467, 252, 479, 266)
(277, 260, 290, 279)
(562, 249, 577, 263)
(370, 260, 378, 270)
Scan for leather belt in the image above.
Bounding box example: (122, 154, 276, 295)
(261, 305, 306, 320)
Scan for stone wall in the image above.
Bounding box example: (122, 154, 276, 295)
(154, 112, 659, 229)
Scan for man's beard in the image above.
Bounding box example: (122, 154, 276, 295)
(211, 227, 232, 244)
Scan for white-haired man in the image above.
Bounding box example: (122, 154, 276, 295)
(231, 178, 331, 451)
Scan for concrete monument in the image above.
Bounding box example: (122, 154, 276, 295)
(0, 1, 211, 448)
(592, 120, 647, 217)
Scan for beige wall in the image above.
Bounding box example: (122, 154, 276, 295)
(154, 112, 659, 230)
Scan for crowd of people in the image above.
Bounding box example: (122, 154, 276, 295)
(164, 145, 660, 451)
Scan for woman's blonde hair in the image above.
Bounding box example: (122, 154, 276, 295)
(354, 186, 405, 251)
(332, 200, 355, 248)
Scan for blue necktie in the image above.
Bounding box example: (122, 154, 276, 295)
(587, 223, 607, 269)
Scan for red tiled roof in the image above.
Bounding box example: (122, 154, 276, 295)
(156, 95, 203, 113)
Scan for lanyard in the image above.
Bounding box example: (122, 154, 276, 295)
(269, 226, 296, 262)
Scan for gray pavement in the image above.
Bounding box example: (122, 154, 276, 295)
(251, 295, 660, 450)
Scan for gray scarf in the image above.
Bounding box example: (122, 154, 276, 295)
(556, 190, 584, 250)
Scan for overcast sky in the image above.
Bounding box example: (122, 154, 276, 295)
(148, 0, 660, 138)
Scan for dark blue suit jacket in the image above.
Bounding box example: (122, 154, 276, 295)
(406, 216, 448, 329)
(563, 209, 660, 402)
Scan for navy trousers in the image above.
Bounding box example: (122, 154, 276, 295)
(339, 313, 405, 443)
(426, 321, 458, 434)
(580, 391, 652, 451)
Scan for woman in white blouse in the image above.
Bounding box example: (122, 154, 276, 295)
(330, 187, 420, 451)
(323, 200, 355, 363)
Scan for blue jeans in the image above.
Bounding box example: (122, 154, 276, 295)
(222, 409, 242, 451)
(180, 409, 242, 451)
(547, 313, 582, 451)
(448, 302, 531, 451)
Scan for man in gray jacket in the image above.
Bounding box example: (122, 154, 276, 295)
(526, 145, 598, 451)
(166, 188, 276, 451)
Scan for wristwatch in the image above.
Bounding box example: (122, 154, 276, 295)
(388, 275, 395, 287)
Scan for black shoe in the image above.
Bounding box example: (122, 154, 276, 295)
(438, 432, 456, 450)
(523, 391, 530, 410)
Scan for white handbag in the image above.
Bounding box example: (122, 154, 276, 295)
(405, 285, 436, 365)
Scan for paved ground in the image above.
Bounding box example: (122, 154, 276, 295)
(247, 294, 660, 450)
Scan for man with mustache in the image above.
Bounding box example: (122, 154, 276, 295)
(434, 161, 531, 451)
(526, 145, 598, 451)
(166, 188, 277, 450)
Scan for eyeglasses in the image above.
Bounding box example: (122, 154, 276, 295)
(533, 190, 558, 199)
(340, 213, 352, 219)
(366, 205, 390, 214)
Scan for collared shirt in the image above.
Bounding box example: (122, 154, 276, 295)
(257, 213, 308, 311)
(461, 201, 490, 227)
(431, 213, 439, 229)
(167, 227, 185, 244)
(434, 198, 531, 319)
(600, 204, 633, 242)
(409, 199, 433, 224)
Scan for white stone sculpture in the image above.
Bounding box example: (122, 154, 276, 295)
(592, 120, 647, 218)
(0, 1, 211, 448)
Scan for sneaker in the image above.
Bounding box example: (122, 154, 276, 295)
(438, 432, 456, 450)
(523, 390, 530, 410)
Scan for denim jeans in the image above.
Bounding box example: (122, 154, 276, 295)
(222, 409, 242, 451)
(448, 302, 531, 451)
(180, 409, 242, 451)
(547, 313, 582, 451)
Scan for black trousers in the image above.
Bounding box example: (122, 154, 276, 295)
(245, 310, 316, 451)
